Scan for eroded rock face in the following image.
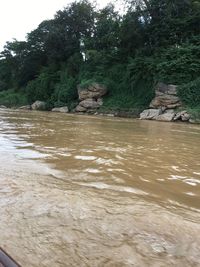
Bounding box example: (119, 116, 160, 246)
(31, 101, 46, 111)
(139, 83, 192, 123)
(52, 106, 69, 113)
(78, 83, 107, 101)
(150, 83, 182, 109)
(150, 95, 181, 109)
(75, 83, 107, 113)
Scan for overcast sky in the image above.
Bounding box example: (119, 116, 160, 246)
(0, 0, 113, 50)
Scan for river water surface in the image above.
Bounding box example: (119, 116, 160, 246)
(0, 109, 200, 267)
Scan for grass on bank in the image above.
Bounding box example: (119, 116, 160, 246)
(0, 89, 28, 108)
(186, 107, 200, 121)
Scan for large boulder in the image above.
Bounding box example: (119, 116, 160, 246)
(140, 109, 162, 120)
(52, 106, 69, 113)
(31, 101, 46, 111)
(75, 82, 107, 113)
(150, 82, 182, 109)
(156, 109, 176, 122)
(78, 83, 107, 101)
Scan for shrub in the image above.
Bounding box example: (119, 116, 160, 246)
(178, 78, 200, 107)
(155, 45, 200, 84)
(51, 70, 78, 109)
(0, 89, 28, 107)
(26, 67, 59, 103)
(78, 78, 98, 89)
(187, 107, 200, 121)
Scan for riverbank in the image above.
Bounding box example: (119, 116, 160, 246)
(1, 81, 200, 124)
(1, 105, 200, 125)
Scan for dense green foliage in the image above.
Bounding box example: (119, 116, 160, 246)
(0, 89, 27, 107)
(178, 78, 200, 107)
(0, 0, 200, 113)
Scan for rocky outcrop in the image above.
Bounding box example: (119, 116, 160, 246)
(31, 101, 46, 111)
(141, 108, 191, 122)
(150, 83, 181, 109)
(140, 109, 162, 120)
(78, 83, 107, 101)
(75, 83, 107, 113)
(140, 83, 192, 123)
(52, 106, 69, 113)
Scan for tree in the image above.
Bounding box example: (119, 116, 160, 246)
(125, 0, 200, 48)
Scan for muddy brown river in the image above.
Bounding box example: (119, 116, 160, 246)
(0, 109, 200, 267)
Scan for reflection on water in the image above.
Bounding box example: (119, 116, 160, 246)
(0, 109, 200, 266)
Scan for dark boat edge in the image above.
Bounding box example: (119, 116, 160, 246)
(0, 248, 21, 267)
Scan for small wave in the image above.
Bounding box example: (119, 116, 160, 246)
(76, 181, 149, 195)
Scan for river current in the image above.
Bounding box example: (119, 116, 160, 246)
(0, 108, 200, 266)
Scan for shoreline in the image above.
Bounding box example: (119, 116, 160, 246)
(1, 106, 200, 124)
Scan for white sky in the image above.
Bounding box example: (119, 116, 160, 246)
(0, 0, 113, 50)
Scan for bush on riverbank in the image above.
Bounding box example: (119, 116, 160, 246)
(0, 89, 28, 107)
(178, 78, 200, 108)
(186, 107, 200, 123)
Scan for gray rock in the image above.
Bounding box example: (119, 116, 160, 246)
(79, 98, 100, 109)
(75, 105, 87, 112)
(173, 110, 190, 122)
(52, 106, 69, 113)
(31, 101, 46, 111)
(140, 109, 162, 120)
(156, 111, 175, 122)
(164, 109, 175, 114)
(181, 112, 191, 122)
(173, 111, 183, 121)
